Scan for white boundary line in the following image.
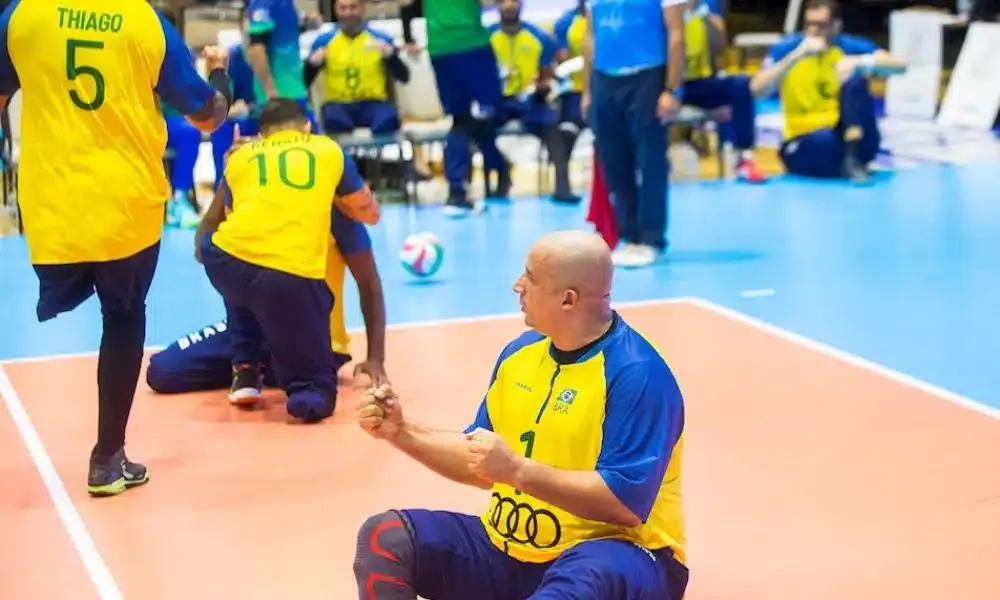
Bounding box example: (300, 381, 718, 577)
(687, 297, 1000, 422)
(0, 365, 124, 600)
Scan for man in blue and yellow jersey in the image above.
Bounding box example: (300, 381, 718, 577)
(306, 0, 409, 136)
(750, 0, 906, 184)
(0, 0, 232, 497)
(400, 0, 503, 217)
(552, 0, 587, 167)
(195, 99, 379, 423)
(211, 19, 261, 191)
(682, 0, 767, 183)
(146, 206, 390, 399)
(354, 230, 688, 600)
(485, 0, 578, 204)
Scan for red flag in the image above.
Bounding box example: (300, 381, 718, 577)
(586, 151, 618, 250)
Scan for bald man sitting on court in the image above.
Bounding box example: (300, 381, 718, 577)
(353, 230, 689, 599)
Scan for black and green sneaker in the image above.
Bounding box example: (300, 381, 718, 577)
(87, 448, 149, 497)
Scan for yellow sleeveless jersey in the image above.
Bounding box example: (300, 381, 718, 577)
(767, 33, 880, 139)
(488, 23, 558, 97)
(467, 315, 687, 565)
(310, 26, 392, 104)
(0, 0, 217, 264)
(213, 132, 350, 280)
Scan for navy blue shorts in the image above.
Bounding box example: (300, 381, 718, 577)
(33, 242, 160, 322)
(401, 509, 688, 600)
(201, 237, 337, 396)
(321, 100, 400, 135)
(145, 320, 351, 394)
(430, 46, 502, 118)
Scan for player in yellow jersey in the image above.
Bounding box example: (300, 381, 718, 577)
(196, 98, 378, 423)
(0, 0, 233, 497)
(750, 0, 906, 184)
(354, 230, 689, 600)
(145, 206, 390, 399)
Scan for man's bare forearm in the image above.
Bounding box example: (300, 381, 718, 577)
(667, 36, 685, 91)
(392, 422, 492, 489)
(513, 459, 641, 527)
(245, 44, 277, 96)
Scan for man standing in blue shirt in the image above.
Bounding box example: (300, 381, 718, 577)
(583, 0, 687, 269)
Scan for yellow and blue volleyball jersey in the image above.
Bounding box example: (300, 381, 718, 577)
(488, 23, 558, 97)
(213, 131, 365, 280)
(683, 3, 713, 81)
(767, 33, 879, 140)
(309, 25, 393, 104)
(325, 208, 372, 356)
(467, 314, 686, 565)
(0, 0, 217, 265)
(552, 9, 586, 93)
(246, 0, 307, 103)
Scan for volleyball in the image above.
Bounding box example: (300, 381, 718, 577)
(400, 232, 444, 278)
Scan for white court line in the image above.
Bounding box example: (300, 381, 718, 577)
(0, 365, 124, 600)
(740, 288, 775, 298)
(687, 297, 1000, 422)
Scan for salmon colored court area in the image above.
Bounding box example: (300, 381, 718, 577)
(2, 299, 1000, 600)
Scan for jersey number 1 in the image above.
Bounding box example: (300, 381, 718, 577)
(253, 148, 317, 190)
(66, 39, 105, 111)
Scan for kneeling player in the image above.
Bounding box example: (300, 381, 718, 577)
(194, 98, 379, 422)
(146, 209, 388, 399)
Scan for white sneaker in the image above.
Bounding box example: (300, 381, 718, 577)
(617, 244, 659, 268)
(611, 243, 637, 267)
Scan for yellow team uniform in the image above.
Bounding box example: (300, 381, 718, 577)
(213, 132, 347, 280)
(684, 8, 713, 82)
(470, 318, 686, 566)
(313, 26, 391, 103)
(768, 34, 880, 140)
(488, 23, 558, 97)
(553, 12, 586, 93)
(324, 233, 353, 356)
(0, 0, 217, 264)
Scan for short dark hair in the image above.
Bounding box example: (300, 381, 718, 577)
(804, 0, 841, 19)
(257, 98, 309, 131)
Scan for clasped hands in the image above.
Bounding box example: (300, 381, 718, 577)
(356, 384, 526, 486)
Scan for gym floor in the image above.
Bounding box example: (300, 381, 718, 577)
(2, 144, 1000, 598)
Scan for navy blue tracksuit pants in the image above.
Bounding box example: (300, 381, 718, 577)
(590, 67, 669, 250)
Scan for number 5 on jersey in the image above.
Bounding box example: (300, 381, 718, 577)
(66, 38, 105, 111)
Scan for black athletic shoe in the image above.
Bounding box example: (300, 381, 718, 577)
(229, 363, 263, 407)
(87, 449, 149, 497)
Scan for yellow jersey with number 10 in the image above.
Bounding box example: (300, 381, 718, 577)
(0, 0, 217, 264)
(213, 132, 347, 280)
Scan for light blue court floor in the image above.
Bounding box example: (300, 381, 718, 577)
(2, 161, 1000, 412)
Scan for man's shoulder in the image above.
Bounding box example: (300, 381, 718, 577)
(603, 320, 675, 379)
(497, 329, 547, 364)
